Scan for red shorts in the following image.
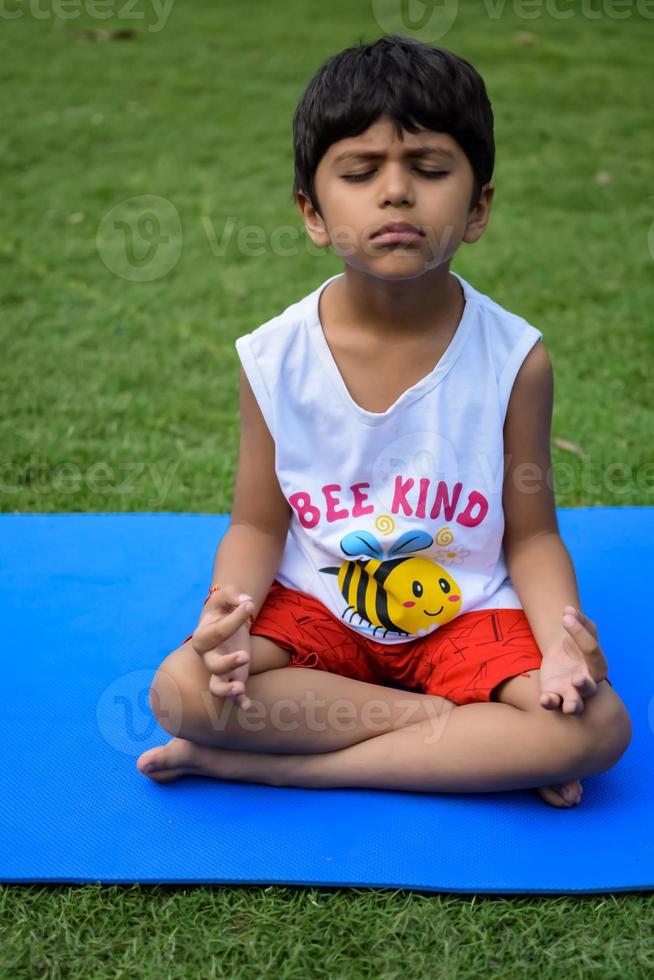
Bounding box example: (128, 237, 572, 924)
(191, 579, 546, 706)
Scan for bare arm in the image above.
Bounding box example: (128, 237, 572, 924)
(503, 532, 581, 655)
(210, 525, 286, 620)
(209, 367, 291, 620)
(501, 341, 581, 656)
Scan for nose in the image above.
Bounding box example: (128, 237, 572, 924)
(377, 162, 415, 207)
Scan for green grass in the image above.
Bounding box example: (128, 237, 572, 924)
(3, 884, 654, 978)
(1, 1, 653, 975)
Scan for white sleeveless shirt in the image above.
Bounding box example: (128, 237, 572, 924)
(235, 271, 543, 644)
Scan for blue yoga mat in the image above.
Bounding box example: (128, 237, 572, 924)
(1, 508, 652, 892)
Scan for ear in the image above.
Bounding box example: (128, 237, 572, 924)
(296, 189, 331, 248)
(463, 182, 495, 245)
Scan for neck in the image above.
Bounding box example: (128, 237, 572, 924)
(328, 262, 463, 342)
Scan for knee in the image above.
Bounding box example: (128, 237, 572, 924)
(596, 695, 633, 769)
(149, 645, 206, 736)
(149, 666, 185, 736)
(576, 685, 633, 774)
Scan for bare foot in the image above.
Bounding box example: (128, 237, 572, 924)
(137, 737, 288, 787)
(536, 779, 583, 807)
(137, 739, 585, 804)
(137, 737, 206, 784)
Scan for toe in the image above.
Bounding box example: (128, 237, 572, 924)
(536, 786, 570, 808)
(136, 738, 196, 780)
(137, 746, 164, 773)
(537, 780, 582, 807)
(560, 781, 582, 804)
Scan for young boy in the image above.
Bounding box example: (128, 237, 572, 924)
(138, 35, 632, 807)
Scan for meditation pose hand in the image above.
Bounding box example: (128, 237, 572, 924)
(190, 586, 255, 710)
(539, 606, 609, 715)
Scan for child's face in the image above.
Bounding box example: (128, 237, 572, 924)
(297, 115, 493, 278)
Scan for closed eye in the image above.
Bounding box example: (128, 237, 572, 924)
(341, 170, 449, 182)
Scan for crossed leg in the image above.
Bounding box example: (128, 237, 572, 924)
(137, 638, 632, 807)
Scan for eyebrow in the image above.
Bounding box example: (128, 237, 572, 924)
(332, 145, 456, 165)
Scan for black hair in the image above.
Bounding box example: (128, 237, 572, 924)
(291, 35, 494, 217)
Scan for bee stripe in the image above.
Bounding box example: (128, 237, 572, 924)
(342, 556, 413, 636)
(374, 557, 410, 632)
(356, 563, 372, 623)
(342, 558, 356, 597)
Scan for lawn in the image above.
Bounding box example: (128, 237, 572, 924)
(1, 0, 653, 975)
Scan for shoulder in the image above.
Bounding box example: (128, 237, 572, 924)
(459, 277, 545, 382)
(458, 278, 554, 430)
(501, 336, 557, 544)
(503, 336, 553, 444)
(235, 281, 320, 347)
(512, 337, 553, 392)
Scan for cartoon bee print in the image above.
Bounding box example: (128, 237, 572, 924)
(319, 529, 462, 639)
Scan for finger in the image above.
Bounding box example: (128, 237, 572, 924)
(224, 681, 250, 708)
(208, 673, 242, 699)
(200, 586, 252, 622)
(562, 613, 601, 659)
(562, 617, 609, 683)
(210, 662, 250, 705)
(563, 605, 597, 633)
(561, 692, 584, 715)
(194, 602, 254, 654)
(207, 599, 254, 628)
(204, 649, 248, 676)
(562, 611, 590, 638)
(571, 671, 598, 699)
(540, 690, 562, 710)
(208, 674, 250, 702)
(562, 607, 598, 644)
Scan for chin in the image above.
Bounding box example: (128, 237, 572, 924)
(352, 257, 434, 281)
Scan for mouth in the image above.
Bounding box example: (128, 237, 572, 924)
(370, 222, 425, 245)
(424, 606, 444, 617)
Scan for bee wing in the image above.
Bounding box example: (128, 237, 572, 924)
(340, 530, 382, 558)
(389, 530, 433, 556)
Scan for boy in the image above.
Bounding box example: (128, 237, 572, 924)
(138, 35, 632, 807)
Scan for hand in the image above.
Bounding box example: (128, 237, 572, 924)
(190, 585, 255, 709)
(539, 606, 609, 715)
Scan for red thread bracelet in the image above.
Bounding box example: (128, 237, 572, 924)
(203, 583, 253, 627)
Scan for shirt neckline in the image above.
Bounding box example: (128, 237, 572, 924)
(305, 269, 478, 426)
